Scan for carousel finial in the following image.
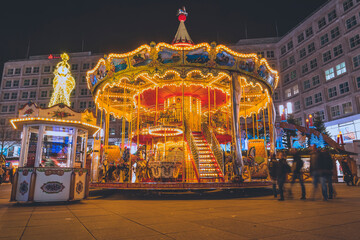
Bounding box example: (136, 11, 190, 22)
(172, 6, 194, 46)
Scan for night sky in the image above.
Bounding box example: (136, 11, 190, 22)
(0, 0, 328, 71)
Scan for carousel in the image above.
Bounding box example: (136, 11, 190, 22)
(10, 53, 100, 202)
(88, 8, 279, 189)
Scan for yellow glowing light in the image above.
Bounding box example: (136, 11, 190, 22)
(48, 53, 75, 107)
(10, 117, 101, 134)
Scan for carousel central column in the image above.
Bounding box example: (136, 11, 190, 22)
(230, 73, 243, 176)
(182, 78, 185, 182)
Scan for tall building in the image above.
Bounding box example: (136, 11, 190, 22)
(230, 0, 360, 147)
(1, 0, 360, 158)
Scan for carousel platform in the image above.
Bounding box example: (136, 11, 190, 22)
(90, 181, 271, 190)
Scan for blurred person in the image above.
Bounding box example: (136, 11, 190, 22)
(310, 145, 320, 200)
(276, 152, 291, 201)
(289, 149, 306, 200)
(268, 153, 278, 198)
(319, 148, 334, 200)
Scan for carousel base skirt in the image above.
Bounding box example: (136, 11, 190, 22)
(90, 181, 271, 190)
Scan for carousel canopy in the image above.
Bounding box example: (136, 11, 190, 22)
(86, 9, 279, 121)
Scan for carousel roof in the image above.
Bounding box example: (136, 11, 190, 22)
(85, 9, 279, 121)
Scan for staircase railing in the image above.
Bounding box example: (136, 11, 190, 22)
(184, 120, 200, 179)
(201, 123, 224, 177)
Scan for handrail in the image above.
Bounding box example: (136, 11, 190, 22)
(201, 123, 224, 177)
(184, 120, 200, 180)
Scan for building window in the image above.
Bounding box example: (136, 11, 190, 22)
(266, 51, 274, 58)
(310, 59, 318, 69)
(30, 91, 36, 99)
(304, 79, 311, 90)
(299, 48, 306, 58)
(25, 67, 32, 74)
(336, 62, 346, 75)
(346, 16, 357, 29)
(15, 68, 21, 75)
(297, 33, 305, 43)
(274, 92, 279, 100)
(315, 110, 325, 120)
(290, 70, 297, 80)
(110, 128, 116, 136)
(23, 79, 30, 86)
(42, 78, 49, 85)
(343, 0, 354, 11)
(357, 77, 360, 88)
(13, 80, 19, 87)
(328, 86, 337, 98)
(289, 56, 295, 65)
(81, 76, 87, 83)
(293, 85, 299, 95)
(323, 51, 332, 62)
(308, 42, 315, 53)
(294, 101, 301, 111)
(349, 34, 360, 48)
(3, 93, 10, 100)
(31, 79, 38, 86)
(330, 27, 340, 39)
(7, 69, 14, 75)
(320, 34, 329, 46)
(257, 51, 265, 57)
(1, 106, 8, 113)
(40, 103, 46, 108)
(287, 102, 293, 114)
(330, 105, 340, 117)
(305, 27, 313, 37)
(339, 82, 350, 94)
(82, 63, 90, 70)
(284, 74, 290, 84)
(353, 55, 360, 68)
(328, 10, 337, 22)
(333, 45, 343, 57)
(312, 75, 320, 86)
(11, 93, 17, 100)
(44, 66, 51, 73)
(287, 41, 293, 50)
(305, 96, 313, 106)
(71, 64, 78, 70)
(88, 102, 93, 108)
(41, 91, 47, 98)
(342, 102, 353, 114)
(80, 89, 88, 96)
(22, 92, 28, 99)
(79, 101, 87, 109)
(5, 81, 11, 88)
(285, 88, 291, 98)
(318, 17, 326, 29)
(302, 64, 309, 74)
(33, 67, 39, 73)
(314, 93, 322, 103)
(9, 105, 15, 112)
(281, 46, 286, 55)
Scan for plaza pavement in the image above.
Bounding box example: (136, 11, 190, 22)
(1, 183, 360, 240)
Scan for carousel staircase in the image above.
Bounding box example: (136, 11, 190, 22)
(191, 131, 224, 182)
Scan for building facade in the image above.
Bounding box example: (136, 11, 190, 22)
(231, 0, 360, 147)
(1, 0, 360, 158)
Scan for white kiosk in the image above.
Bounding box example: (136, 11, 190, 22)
(10, 53, 100, 202)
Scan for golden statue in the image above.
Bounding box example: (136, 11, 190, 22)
(48, 53, 75, 107)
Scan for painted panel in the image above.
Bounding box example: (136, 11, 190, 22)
(73, 169, 87, 200)
(15, 168, 33, 202)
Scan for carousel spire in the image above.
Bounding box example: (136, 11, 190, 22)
(172, 7, 194, 47)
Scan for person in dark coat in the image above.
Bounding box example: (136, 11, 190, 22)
(319, 149, 334, 200)
(289, 149, 306, 199)
(277, 152, 291, 201)
(341, 158, 354, 186)
(268, 153, 278, 198)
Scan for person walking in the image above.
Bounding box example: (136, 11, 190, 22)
(310, 146, 320, 200)
(268, 153, 278, 198)
(289, 149, 306, 200)
(319, 148, 334, 200)
(276, 152, 291, 201)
